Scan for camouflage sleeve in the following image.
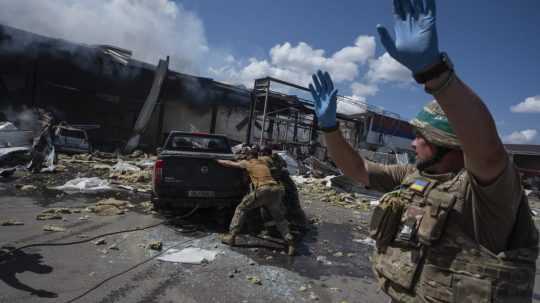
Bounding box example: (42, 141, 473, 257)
(365, 161, 416, 193)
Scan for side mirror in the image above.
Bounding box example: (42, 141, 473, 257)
(156, 147, 163, 154)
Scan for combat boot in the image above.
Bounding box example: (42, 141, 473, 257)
(221, 233, 237, 246)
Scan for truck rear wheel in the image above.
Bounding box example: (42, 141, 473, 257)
(151, 193, 170, 210)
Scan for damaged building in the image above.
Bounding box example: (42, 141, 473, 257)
(1, 23, 414, 162)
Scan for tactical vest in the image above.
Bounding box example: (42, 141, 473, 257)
(245, 159, 278, 188)
(369, 169, 538, 303)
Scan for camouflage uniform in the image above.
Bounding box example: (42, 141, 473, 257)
(368, 101, 538, 302)
(228, 158, 295, 254)
(260, 154, 307, 232)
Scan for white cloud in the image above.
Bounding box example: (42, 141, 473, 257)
(0, 0, 208, 72)
(510, 96, 540, 113)
(366, 53, 412, 84)
(351, 82, 379, 99)
(209, 35, 376, 88)
(503, 129, 538, 144)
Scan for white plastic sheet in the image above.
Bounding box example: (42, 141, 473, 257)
(0, 122, 17, 131)
(112, 160, 141, 172)
(353, 237, 376, 247)
(52, 177, 112, 194)
(157, 247, 220, 264)
(40, 146, 56, 173)
(0, 147, 29, 158)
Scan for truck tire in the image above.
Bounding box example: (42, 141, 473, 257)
(151, 193, 169, 210)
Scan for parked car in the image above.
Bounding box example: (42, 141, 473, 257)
(152, 131, 249, 209)
(52, 125, 92, 154)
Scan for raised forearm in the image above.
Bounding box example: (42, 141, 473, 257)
(324, 130, 369, 185)
(426, 71, 507, 183)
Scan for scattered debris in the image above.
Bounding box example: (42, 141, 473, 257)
(94, 239, 107, 245)
(20, 185, 37, 191)
(299, 286, 308, 292)
(148, 241, 163, 251)
(36, 213, 63, 220)
(1, 219, 24, 226)
(111, 159, 141, 173)
(51, 177, 112, 194)
(316, 256, 333, 265)
(43, 225, 66, 232)
(246, 276, 262, 286)
(353, 237, 376, 247)
(41, 207, 74, 214)
(0, 167, 16, 178)
(157, 247, 220, 264)
(304, 156, 341, 178)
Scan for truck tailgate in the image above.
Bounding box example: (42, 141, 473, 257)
(157, 154, 247, 198)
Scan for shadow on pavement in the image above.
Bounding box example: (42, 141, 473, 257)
(0, 249, 58, 298)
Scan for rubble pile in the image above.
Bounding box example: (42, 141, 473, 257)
(293, 176, 375, 212)
(86, 198, 135, 216)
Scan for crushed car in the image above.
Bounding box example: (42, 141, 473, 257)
(52, 124, 92, 154)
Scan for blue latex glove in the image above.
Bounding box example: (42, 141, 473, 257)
(309, 70, 338, 129)
(377, 0, 440, 74)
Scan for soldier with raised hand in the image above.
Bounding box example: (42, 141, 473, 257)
(309, 0, 538, 302)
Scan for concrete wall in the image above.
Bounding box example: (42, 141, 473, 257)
(162, 102, 213, 134)
(214, 105, 251, 144)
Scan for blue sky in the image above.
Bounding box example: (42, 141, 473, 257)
(1, 0, 538, 144)
(179, 0, 540, 144)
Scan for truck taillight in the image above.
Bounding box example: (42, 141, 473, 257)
(154, 159, 164, 184)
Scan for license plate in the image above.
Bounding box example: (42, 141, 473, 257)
(188, 190, 215, 198)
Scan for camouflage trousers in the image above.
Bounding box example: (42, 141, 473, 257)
(281, 174, 307, 229)
(261, 174, 307, 233)
(230, 184, 290, 239)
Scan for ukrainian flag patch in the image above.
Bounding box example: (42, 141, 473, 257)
(409, 179, 430, 193)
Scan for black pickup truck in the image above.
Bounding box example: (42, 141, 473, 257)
(151, 131, 249, 209)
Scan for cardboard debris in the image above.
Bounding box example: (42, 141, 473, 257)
(36, 213, 63, 220)
(157, 247, 220, 264)
(43, 225, 66, 232)
(1, 219, 24, 226)
(353, 237, 376, 247)
(109, 170, 151, 183)
(93, 205, 125, 216)
(42, 207, 73, 214)
(148, 241, 163, 251)
(93, 164, 112, 170)
(246, 276, 262, 285)
(96, 198, 133, 209)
